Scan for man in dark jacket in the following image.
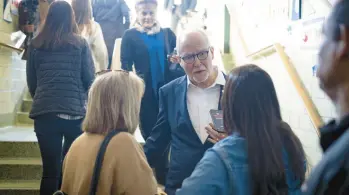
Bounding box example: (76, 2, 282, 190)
(92, 0, 130, 68)
(301, 0, 349, 194)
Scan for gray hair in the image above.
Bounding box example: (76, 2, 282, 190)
(176, 28, 211, 54)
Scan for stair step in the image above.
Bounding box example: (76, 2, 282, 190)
(0, 142, 40, 158)
(25, 90, 32, 100)
(16, 112, 34, 125)
(21, 99, 33, 113)
(0, 158, 41, 165)
(0, 158, 42, 180)
(0, 180, 39, 195)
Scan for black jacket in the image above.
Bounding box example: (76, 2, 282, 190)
(121, 27, 184, 139)
(26, 38, 95, 118)
(144, 76, 214, 193)
(302, 115, 349, 195)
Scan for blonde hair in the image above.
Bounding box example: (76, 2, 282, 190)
(82, 71, 145, 134)
(71, 0, 93, 35)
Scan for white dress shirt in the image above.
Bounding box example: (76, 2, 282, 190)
(187, 70, 226, 143)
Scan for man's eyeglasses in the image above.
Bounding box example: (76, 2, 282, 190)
(95, 69, 129, 76)
(180, 48, 210, 64)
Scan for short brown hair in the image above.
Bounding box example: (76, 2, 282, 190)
(82, 71, 145, 134)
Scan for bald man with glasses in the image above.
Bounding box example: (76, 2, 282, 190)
(143, 29, 227, 195)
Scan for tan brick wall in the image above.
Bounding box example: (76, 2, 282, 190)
(0, 1, 27, 126)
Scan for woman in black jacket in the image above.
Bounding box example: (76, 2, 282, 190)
(121, 0, 184, 185)
(26, 1, 95, 195)
(121, 0, 182, 141)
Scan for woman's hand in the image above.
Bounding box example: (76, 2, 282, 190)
(206, 123, 228, 144)
(169, 55, 180, 64)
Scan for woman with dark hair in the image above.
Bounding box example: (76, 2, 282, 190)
(177, 64, 306, 195)
(26, 1, 95, 195)
(72, 0, 108, 72)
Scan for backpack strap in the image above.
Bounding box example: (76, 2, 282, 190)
(89, 129, 124, 195)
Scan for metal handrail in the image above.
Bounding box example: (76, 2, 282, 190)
(245, 43, 323, 135)
(0, 42, 24, 53)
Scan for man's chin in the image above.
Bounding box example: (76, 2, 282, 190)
(144, 23, 155, 28)
(193, 76, 208, 84)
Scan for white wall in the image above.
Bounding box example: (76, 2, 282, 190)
(226, 0, 333, 166)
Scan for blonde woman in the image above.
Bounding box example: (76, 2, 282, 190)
(72, 0, 108, 72)
(60, 70, 158, 195)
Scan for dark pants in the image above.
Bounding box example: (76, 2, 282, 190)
(34, 114, 83, 195)
(140, 85, 169, 185)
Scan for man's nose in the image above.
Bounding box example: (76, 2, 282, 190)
(193, 57, 201, 67)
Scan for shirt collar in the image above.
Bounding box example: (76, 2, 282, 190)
(187, 69, 226, 89)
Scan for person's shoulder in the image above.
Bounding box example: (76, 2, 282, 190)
(121, 28, 139, 41)
(124, 28, 138, 35)
(76, 35, 91, 51)
(109, 132, 141, 149)
(162, 27, 176, 36)
(90, 20, 101, 31)
(160, 75, 186, 93)
(68, 34, 88, 48)
(214, 134, 246, 150)
(211, 134, 247, 165)
(302, 130, 349, 194)
(67, 132, 95, 151)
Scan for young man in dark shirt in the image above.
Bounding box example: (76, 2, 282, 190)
(302, 0, 349, 194)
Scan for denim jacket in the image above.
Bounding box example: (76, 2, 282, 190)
(176, 134, 304, 195)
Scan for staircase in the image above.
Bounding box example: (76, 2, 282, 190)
(17, 92, 34, 125)
(0, 90, 40, 195)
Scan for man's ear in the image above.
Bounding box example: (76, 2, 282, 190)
(337, 24, 349, 59)
(210, 47, 215, 60)
(179, 61, 185, 68)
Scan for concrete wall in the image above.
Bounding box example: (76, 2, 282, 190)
(0, 1, 27, 127)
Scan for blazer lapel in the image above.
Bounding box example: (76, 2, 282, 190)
(175, 76, 202, 143)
